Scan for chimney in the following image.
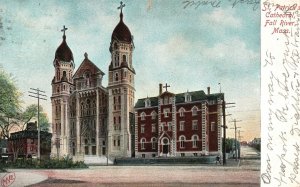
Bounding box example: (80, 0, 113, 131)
(207, 87, 210, 95)
(159, 83, 162, 95)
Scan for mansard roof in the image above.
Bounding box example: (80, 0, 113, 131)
(135, 90, 224, 109)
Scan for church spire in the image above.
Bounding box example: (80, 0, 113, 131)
(61, 25, 68, 41)
(118, 1, 125, 21)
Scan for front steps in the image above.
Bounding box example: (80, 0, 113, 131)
(84, 155, 113, 166)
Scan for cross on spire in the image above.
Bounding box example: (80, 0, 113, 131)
(61, 25, 68, 37)
(118, 1, 125, 13)
(163, 83, 170, 92)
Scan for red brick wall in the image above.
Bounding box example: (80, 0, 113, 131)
(137, 108, 158, 152)
(176, 103, 202, 152)
(208, 104, 219, 152)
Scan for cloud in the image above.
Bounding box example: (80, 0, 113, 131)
(202, 9, 241, 28)
(201, 37, 259, 66)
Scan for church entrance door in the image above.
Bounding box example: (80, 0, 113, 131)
(161, 137, 169, 154)
(163, 145, 169, 154)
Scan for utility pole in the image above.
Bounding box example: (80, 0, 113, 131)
(220, 99, 235, 165)
(29, 88, 47, 160)
(230, 119, 242, 162)
(238, 130, 244, 142)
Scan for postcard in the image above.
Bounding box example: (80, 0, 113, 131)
(0, 0, 295, 186)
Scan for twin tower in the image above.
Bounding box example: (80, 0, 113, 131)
(50, 4, 135, 160)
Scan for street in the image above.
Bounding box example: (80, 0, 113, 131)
(0, 145, 261, 187)
(28, 165, 259, 187)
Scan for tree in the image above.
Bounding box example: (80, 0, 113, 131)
(0, 65, 21, 140)
(21, 104, 50, 132)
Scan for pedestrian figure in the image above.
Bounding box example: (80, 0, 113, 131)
(216, 155, 221, 164)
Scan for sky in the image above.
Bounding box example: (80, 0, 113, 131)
(0, 0, 260, 141)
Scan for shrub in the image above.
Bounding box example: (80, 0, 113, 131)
(3, 157, 88, 169)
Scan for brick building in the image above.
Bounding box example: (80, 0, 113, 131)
(134, 84, 223, 158)
(8, 122, 52, 160)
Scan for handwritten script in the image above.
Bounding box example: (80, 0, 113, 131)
(261, 0, 300, 186)
(182, 0, 260, 10)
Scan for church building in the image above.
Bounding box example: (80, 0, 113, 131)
(134, 84, 223, 158)
(50, 2, 134, 161)
(50, 2, 223, 162)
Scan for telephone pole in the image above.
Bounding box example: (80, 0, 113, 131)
(29, 88, 47, 160)
(230, 119, 242, 161)
(221, 99, 235, 165)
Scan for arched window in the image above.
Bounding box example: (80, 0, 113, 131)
(141, 112, 146, 120)
(122, 55, 126, 62)
(211, 122, 216, 131)
(179, 136, 185, 148)
(145, 99, 151, 107)
(86, 99, 91, 108)
(115, 73, 119, 81)
(151, 137, 157, 149)
(151, 111, 157, 119)
(192, 135, 199, 148)
(81, 102, 84, 116)
(185, 93, 192, 102)
(192, 106, 198, 116)
(141, 138, 146, 150)
(179, 108, 185, 117)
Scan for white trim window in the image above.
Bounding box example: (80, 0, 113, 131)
(160, 123, 165, 132)
(192, 106, 198, 116)
(152, 124, 156, 132)
(151, 111, 157, 120)
(141, 112, 146, 120)
(211, 122, 216, 131)
(179, 108, 185, 117)
(168, 122, 172, 131)
(185, 93, 192, 102)
(192, 120, 198, 130)
(145, 99, 151, 107)
(192, 135, 199, 148)
(141, 124, 145, 133)
(179, 121, 185, 131)
(163, 108, 170, 118)
(179, 135, 185, 148)
(141, 138, 146, 150)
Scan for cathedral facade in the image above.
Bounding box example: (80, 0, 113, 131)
(51, 6, 134, 160)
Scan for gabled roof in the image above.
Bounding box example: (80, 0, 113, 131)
(73, 53, 104, 79)
(135, 90, 224, 109)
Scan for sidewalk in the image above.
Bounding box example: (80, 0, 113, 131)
(0, 169, 48, 187)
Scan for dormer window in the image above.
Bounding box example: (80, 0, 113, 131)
(185, 93, 192, 102)
(145, 99, 151, 107)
